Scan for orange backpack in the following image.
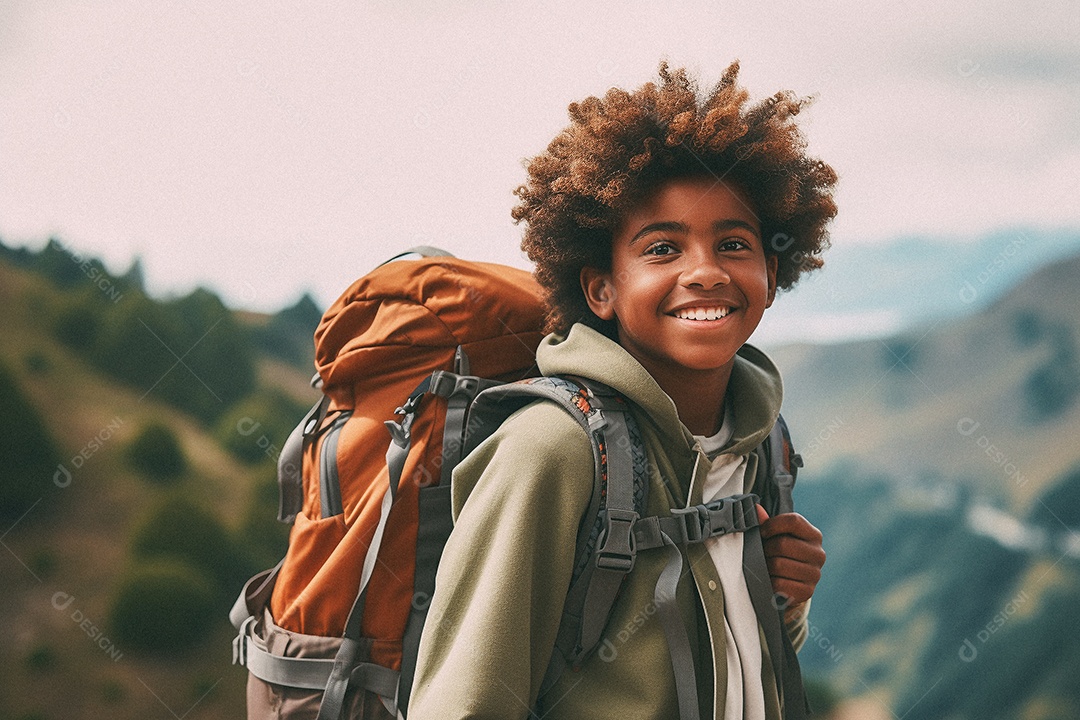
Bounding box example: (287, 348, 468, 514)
(231, 250, 809, 720)
(231, 250, 545, 714)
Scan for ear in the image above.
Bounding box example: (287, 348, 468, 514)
(580, 266, 617, 321)
(764, 254, 779, 309)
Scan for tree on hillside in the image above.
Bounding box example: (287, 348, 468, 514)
(130, 495, 251, 604)
(251, 292, 322, 370)
(109, 560, 216, 652)
(0, 361, 60, 519)
(126, 422, 187, 482)
(89, 288, 257, 422)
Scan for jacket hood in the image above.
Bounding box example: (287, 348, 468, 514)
(536, 323, 783, 457)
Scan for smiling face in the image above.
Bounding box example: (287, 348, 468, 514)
(581, 176, 778, 394)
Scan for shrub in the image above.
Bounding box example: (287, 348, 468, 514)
(53, 297, 101, 352)
(108, 560, 215, 652)
(0, 361, 59, 519)
(24, 643, 57, 673)
(216, 389, 308, 465)
(131, 496, 250, 603)
(127, 422, 187, 482)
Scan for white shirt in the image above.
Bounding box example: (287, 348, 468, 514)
(694, 403, 766, 720)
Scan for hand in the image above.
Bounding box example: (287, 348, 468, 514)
(755, 505, 825, 610)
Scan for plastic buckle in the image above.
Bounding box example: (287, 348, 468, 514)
(595, 508, 639, 572)
(670, 505, 708, 543)
(734, 495, 758, 531)
(430, 371, 479, 400)
(428, 370, 456, 399)
(233, 615, 255, 666)
(396, 395, 422, 417)
(707, 499, 737, 537)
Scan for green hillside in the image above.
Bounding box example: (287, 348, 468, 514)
(773, 254, 1080, 720)
(0, 242, 318, 720)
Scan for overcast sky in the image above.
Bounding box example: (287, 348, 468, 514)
(2, 0, 1078, 314)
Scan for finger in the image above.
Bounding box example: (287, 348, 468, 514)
(771, 578, 815, 606)
(759, 513, 823, 544)
(763, 536, 827, 568)
(765, 556, 823, 586)
(755, 504, 769, 526)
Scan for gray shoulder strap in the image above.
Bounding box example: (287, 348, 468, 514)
(465, 378, 609, 562)
(768, 416, 796, 515)
(278, 394, 330, 523)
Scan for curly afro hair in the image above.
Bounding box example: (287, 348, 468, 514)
(513, 61, 838, 337)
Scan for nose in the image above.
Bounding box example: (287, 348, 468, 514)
(681, 247, 731, 288)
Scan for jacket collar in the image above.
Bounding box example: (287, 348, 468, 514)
(536, 323, 783, 457)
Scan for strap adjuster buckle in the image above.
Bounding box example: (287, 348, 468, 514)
(670, 505, 709, 543)
(671, 494, 760, 543)
(595, 507, 639, 572)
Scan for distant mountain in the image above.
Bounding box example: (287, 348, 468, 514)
(774, 252, 1080, 719)
(756, 227, 1080, 346)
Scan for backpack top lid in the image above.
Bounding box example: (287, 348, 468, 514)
(313, 256, 546, 407)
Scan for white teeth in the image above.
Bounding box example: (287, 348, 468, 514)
(674, 307, 730, 321)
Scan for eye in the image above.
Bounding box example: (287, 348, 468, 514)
(719, 238, 750, 252)
(644, 241, 677, 256)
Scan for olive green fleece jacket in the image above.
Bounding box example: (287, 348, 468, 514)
(409, 324, 809, 720)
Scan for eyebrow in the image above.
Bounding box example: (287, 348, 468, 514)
(629, 219, 761, 245)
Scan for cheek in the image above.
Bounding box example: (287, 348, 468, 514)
(743, 264, 774, 305)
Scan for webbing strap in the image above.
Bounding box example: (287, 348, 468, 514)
(237, 617, 338, 689)
(579, 403, 636, 654)
(768, 421, 796, 516)
(655, 532, 701, 720)
(315, 431, 403, 720)
(317, 638, 361, 720)
(429, 370, 488, 487)
(229, 561, 282, 631)
(633, 494, 759, 549)
(397, 484, 454, 715)
(319, 414, 350, 518)
(441, 392, 468, 488)
(743, 524, 809, 720)
(278, 395, 330, 523)
(236, 624, 399, 697)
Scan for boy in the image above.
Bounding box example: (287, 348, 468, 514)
(409, 62, 835, 719)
